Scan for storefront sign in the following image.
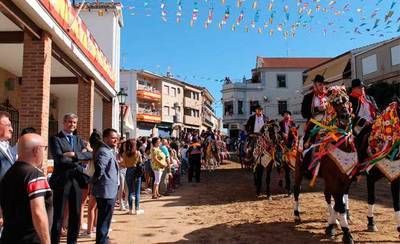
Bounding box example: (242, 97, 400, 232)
(39, 0, 115, 87)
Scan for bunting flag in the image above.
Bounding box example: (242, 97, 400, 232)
(124, 0, 400, 40)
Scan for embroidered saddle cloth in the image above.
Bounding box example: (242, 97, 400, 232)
(327, 143, 358, 175)
(376, 158, 400, 182)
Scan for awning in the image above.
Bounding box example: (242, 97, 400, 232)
(304, 53, 351, 86)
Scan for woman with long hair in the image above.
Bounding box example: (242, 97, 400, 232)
(150, 137, 167, 199)
(122, 139, 144, 215)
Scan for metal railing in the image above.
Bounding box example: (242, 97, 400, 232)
(137, 107, 161, 116)
(137, 84, 160, 94)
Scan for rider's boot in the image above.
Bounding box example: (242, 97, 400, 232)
(342, 227, 354, 244)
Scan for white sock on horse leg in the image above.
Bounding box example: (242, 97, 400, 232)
(395, 211, 400, 228)
(338, 212, 349, 228)
(327, 203, 336, 224)
(368, 204, 374, 218)
(294, 201, 300, 212)
(343, 194, 349, 209)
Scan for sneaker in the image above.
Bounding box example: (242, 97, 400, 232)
(81, 223, 88, 231)
(135, 209, 144, 215)
(119, 204, 126, 211)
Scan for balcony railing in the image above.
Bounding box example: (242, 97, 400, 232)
(137, 107, 161, 116)
(137, 85, 161, 101)
(137, 107, 161, 123)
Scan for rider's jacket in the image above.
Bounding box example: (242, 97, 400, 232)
(245, 114, 268, 134)
(301, 91, 327, 121)
(349, 94, 379, 135)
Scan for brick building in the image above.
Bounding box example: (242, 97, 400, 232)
(0, 1, 122, 168)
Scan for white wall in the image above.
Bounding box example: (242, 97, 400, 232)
(50, 85, 78, 131)
(93, 91, 103, 131)
(161, 80, 184, 123)
(120, 70, 137, 138)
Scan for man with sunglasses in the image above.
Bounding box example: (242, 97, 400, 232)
(0, 133, 52, 244)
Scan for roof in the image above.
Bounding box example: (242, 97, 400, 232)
(75, 2, 124, 27)
(257, 57, 331, 69)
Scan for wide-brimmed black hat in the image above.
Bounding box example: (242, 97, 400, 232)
(255, 105, 263, 110)
(351, 78, 365, 88)
(313, 74, 325, 83)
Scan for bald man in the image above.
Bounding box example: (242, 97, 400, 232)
(0, 133, 52, 244)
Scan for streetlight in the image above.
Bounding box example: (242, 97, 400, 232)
(117, 88, 128, 140)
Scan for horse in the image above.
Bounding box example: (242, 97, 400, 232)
(203, 138, 221, 171)
(252, 120, 283, 199)
(293, 86, 357, 244)
(358, 101, 400, 237)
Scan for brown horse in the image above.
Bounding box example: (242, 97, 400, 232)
(203, 139, 221, 171)
(293, 86, 356, 244)
(358, 101, 400, 237)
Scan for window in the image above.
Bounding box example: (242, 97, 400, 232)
(278, 100, 288, 115)
(184, 107, 191, 116)
(171, 87, 176, 97)
(163, 85, 170, 95)
(391, 45, 400, 66)
(177, 88, 181, 94)
(238, 101, 243, 114)
(277, 74, 287, 88)
(362, 54, 378, 75)
(163, 106, 170, 116)
(224, 101, 234, 116)
(249, 101, 260, 114)
(184, 90, 191, 98)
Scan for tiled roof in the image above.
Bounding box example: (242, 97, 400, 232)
(258, 57, 331, 69)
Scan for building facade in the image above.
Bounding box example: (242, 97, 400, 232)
(222, 57, 329, 138)
(201, 88, 215, 132)
(183, 84, 202, 132)
(0, 0, 122, 170)
(159, 77, 184, 137)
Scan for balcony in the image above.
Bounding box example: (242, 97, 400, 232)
(204, 103, 215, 113)
(202, 117, 213, 127)
(137, 85, 161, 101)
(184, 97, 201, 109)
(137, 108, 161, 123)
(184, 115, 201, 126)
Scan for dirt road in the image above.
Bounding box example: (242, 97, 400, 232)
(79, 161, 400, 243)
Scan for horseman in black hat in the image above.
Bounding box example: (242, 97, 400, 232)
(245, 105, 269, 197)
(349, 78, 379, 163)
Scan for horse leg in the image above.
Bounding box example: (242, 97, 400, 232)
(325, 191, 337, 239)
(293, 153, 303, 224)
(344, 184, 351, 222)
(284, 163, 292, 196)
(265, 162, 273, 200)
(391, 179, 400, 237)
(367, 173, 379, 232)
(333, 193, 354, 244)
(254, 163, 263, 197)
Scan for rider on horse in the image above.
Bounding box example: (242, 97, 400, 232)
(278, 110, 296, 194)
(301, 74, 328, 172)
(245, 105, 268, 197)
(349, 78, 379, 163)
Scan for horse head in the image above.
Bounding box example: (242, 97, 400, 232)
(326, 85, 352, 130)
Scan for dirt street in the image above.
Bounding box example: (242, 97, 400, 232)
(77, 161, 400, 243)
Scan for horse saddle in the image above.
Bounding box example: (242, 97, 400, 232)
(376, 158, 400, 182)
(327, 144, 358, 176)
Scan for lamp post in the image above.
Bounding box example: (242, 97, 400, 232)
(117, 88, 128, 140)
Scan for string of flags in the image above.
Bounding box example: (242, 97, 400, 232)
(125, 0, 400, 39)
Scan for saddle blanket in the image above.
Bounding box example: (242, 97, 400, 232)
(327, 144, 358, 175)
(376, 158, 400, 182)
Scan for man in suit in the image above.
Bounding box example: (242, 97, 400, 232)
(0, 111, 15, 232)
(245, 105, 269, 197)
(92, 128, 119, 244)
(49, 113, 92, 244)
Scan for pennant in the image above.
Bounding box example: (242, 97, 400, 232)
(268, 1, 273, 11)
(236, 10, 244, 25)
(252, 1, 258, 9)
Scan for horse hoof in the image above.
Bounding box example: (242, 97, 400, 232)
(367, 224, 378, 232)
(294, 217, 301, 225)
(342, 233, 354, 244)
(325, 224, 336, 239)
(267, 195, 272, 201)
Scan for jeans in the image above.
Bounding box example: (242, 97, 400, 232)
(125, 167, 142, 210)
(96, 198, 116, 244)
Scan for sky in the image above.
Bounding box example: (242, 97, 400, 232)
(118, 0, 400, 117)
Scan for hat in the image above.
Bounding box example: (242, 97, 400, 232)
(255, 105, 263, 110)
(282, 110, 291, 116)
(192, 136, 199, 143)
(351, 79, 365, 89)
(313, 74, 325, 83)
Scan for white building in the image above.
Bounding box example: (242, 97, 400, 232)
(77, 2, 123, 132)
(222, 57, 329, 138)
